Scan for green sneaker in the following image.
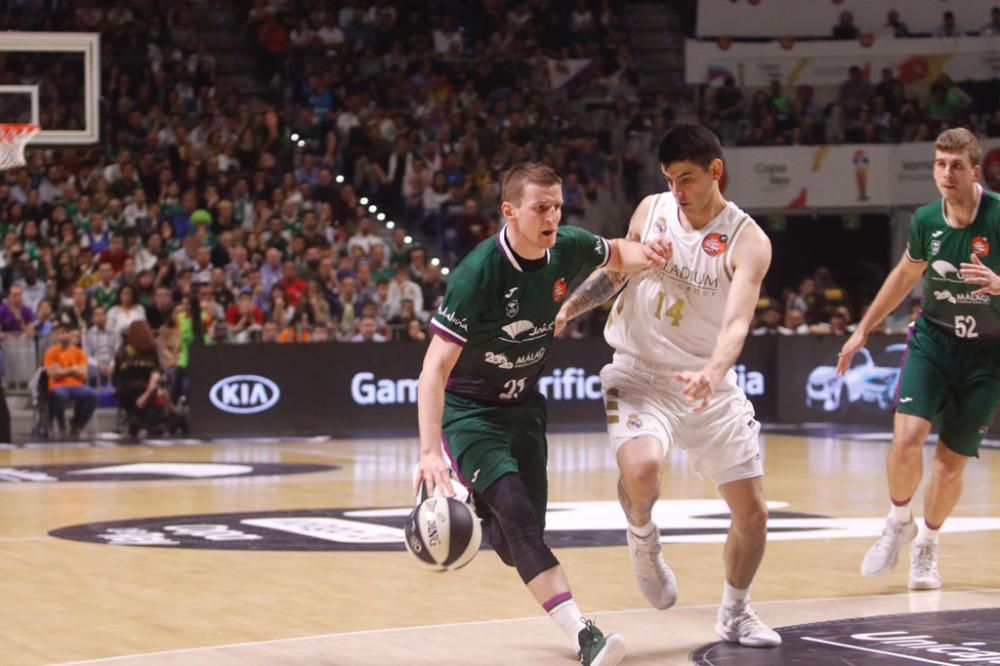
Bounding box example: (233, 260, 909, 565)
(577, 619, 626, 666)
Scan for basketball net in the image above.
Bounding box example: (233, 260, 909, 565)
(0, 123, 39, 171)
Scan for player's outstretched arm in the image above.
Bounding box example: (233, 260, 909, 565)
(676, 222, 770, 411)
(556, 268, 630, 335)
(416, 334, 462, 497)
(837, 252, 925, 375)
(556, 195, 667, 334)
(605, 235, 671, 273)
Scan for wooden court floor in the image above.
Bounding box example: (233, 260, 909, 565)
(0, 430, 998, 665)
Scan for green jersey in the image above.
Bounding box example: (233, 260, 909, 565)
(907, 186, 1000, 338)
(430, 225, 611, 403)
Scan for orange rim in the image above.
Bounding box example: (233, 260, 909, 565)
(0, 123, 40, 136)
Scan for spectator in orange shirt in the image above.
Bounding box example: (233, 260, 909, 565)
(43, 317, 98, 439)
(278, 322, 311, 343)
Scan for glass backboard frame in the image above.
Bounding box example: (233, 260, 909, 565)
(0, 85, 40, 125)
(0, 32, 99, 145)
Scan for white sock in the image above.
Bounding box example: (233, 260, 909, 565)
(629, 520, 656, 538)
(918, 520, 940, 543)
(889, 500, 913, 524)
(722, 580, 750, 608)
(546, 594, 587, 647)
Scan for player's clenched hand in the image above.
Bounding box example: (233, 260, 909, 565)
(644, 237, 672, 269)
(960, 254, 1000, 296)
(837, 330, 868, 375)
(674, 367, 719, 412)
(415, 451, 455, 498)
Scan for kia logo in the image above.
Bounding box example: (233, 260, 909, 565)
(209, 375, 280, 414)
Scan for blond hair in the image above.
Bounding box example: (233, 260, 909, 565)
(935, 127, 981, 165)
(500, 162, 562, 206)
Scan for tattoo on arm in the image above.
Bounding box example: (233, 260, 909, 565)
(562, 270, 629, 321)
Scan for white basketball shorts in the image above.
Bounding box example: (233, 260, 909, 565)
(600, 353, 763, 485)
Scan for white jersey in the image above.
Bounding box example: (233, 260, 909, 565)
(604, 192, 754, 370)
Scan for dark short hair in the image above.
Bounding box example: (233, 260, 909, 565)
(658, 123, 723, 170)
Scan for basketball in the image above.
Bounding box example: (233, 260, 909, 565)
(404, 495, 483, 571)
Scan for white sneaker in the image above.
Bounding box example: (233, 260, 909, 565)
(715, 603, 782, 647)
(861, 517, 918, 577)
(626, 525, 677, 609)
(909, 541, 942, 590)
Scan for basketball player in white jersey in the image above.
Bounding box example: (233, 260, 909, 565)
(556, 124, 780, 648)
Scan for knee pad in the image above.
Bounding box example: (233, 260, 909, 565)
(481, 473, 558, 583)
(473, 494, 514, 567)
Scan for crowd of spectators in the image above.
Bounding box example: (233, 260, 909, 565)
(0, 0, 655, 380)
(0, 0, 944, 417)
(701, 7, 1000, 148)
(829, 7, 1000, 41)
(701, 66, 1000, 149)
(749, 265, 920, 338)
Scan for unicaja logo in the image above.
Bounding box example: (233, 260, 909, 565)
(209, 375, 280, 414)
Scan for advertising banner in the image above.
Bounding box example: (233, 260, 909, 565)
(776, 334, 907, 428)
(717, 140, 1000, 210)
(189, 338, 777, 438)
(190, 332, 1000, 438)
(189, 342, 426, 438)
(723, 145, 892, 209)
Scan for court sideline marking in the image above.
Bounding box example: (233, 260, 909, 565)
(51, 588, 1000, 665)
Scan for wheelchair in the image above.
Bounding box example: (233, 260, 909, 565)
(29, 368, 119, 441)
(28, 368, 52, 440)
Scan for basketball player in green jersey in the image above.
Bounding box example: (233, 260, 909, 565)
(839, 128, 1000, 590)
(416, 162, 670, 666)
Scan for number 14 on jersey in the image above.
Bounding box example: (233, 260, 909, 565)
(655, 294, 685, 326)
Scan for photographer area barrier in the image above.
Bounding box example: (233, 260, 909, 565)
(189, 335, 995, 439)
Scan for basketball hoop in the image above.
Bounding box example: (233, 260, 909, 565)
(0, 123, 39, 171)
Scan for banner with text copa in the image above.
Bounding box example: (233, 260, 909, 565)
(188, 339, 776, 438)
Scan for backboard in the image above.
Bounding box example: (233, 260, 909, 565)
(0, 32, 100, 145)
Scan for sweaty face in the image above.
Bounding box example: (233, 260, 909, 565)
(933, 149, 980, 203)
(506, 183, 563, 252)
(663, 159, 722, 215)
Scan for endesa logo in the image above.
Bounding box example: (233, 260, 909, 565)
(702, 233, 728, 257)
(209, 374, 281, 414)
